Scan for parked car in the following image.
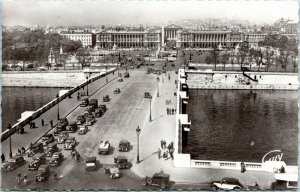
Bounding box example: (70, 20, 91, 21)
(144, 92, 152, 99)
(49, 152, 64, 166)
(271, 173, 298, 190)
(114, 88, 121, 94)
(66, 121, 78, 133)
(103, 95, 110, 102)
(41, 134, 54, 146)
(27, 142, 44, 157)
(76, 115, 86, 125)
(64, 137, 76, 150)
(78, 125, 88, 135)
(89, 99, 98, 108)
(98, 105, 107, 113)
(114, 155, 130, 169)
(104, 167, 121, 179)
(119, 140, 130, 152)
(211, 177, 244, 190)
(94, 108, 103, 117)
(85, 114, 95, 126)
(80, 97, 89, 107)
(141, 172, 170, 189)
(98, 141, 110, 155)
(55, 118, 69, 133)
(124, 72, 129, 78)
(35, 165, 50, 182)
(44, 142, 59, 157)
(1, 156, 26, 172)
(28, 154, 46, 170)
(118, 77, 123, 82)
(57, 131, 69, 144)
(85, 156, 97, 171)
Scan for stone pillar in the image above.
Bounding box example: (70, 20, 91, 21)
(161, 25, 165, 48)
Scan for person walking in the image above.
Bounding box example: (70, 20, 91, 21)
(23, 174, 28, 184)
(160, 140, 164, 148)
(50, 120, 53, 128)
(21, 147, 26, 155)
(1, 153, 5, 162)
(16, 173, 21, 184)
(53, 171, 58, 182)
(41, 119, 44, 126)
(157, 148, 161, 159)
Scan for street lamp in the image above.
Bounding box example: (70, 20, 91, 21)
(106, 66, 108, 83)
(156, 77, 160, 97)
(149, 95, 152, 122)
(8, 124, 12, 158)
(136, 126, 141, 164)
(56, 93, 60, 120)
(86, 76, 89, 96)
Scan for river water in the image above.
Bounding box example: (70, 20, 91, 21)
(1, 87, 61, 131)
(183, 90, 298, 165)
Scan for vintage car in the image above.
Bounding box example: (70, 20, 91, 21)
(78, 125, 88, 135)
(114, 88, 121, 94)
(211, 177, 245, 191)
(271, 173, 298, 190)
(85, 156, 97, 171)
(98, 105, 107, 113)
(114, 155, 130, 169)
(49, 152, 64, 167)
(41, 134, 54, 146)
(118, 77, 123, 82)
(84, 106, 95, 115)
(118, 140, 130, 152)
(94, 108, 103, 117)
(35, 165, 50, 182)
(64, 137, 76, 150)
(103, 95, 110, 102)
(57, 131, 69, 144)
(76, 115, 86, 125)
(144, 92, 152, 99)
(55, 118, 69, 133)
(124, 72, 129, 78)
(2, 156, 26, 172)
(89, 99, 98, 108)
(44, 142, 59, 157)
(27, 142, 44, 157)
(85, 114, 95, 126)
(98, 141, 110, 155)
(28, 154, 46, 170)
(80, 97, 89, 107)
(141, 172, 170, 189)
(104, 167, 121, 179)
(66, 121, 78, 133)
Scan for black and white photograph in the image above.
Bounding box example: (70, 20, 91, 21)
(1, 0, 299, 190)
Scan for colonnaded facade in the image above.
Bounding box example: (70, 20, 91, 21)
(96, 24, 266, 49)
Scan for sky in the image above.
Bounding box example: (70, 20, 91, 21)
(2, 0, 299, 26)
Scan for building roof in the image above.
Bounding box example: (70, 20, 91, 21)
(164, 24, 183, 29)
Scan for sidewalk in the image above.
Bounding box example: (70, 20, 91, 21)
(131, 71, 276, 189)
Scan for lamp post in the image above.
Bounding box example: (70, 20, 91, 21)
(56, 93, 60, 120)
(136, 126, 141, 164)
(106, 66, 108, 83)
(8, 124, 12, 158)
(86, 76, 89, 96)
(156, 77, 160, 97)
(149, 95, 152, 122)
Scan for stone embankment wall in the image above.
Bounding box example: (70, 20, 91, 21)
(186, 70, 299, 90)
(2, 71, 86, 87)
(1, 69, 116, 142)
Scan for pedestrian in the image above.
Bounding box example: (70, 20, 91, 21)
(41, 119, 44, 126)
(71, 150, 76, 160)
(280, 165, 285, 173)
(158, 148, 161, 159)
(172, 108, 174, 115)
(76, 152, 80, 162)
(241, 162, 246, 173)
(166, 108, 169, 115)
(17, 149, 21, 156)
(29, 122, 32, 129)
(50, 120, 53, 128)
(169, 148, 174, 160)
(168, 74, 170, 80)
(163, 140, 167, 148)
(53, 171, 58, 182)
(160, 140, 164, 148)
(16, 172, 21, 184)
(23, 174, 28, 184)
(21, 147, 25, 155)
(1, 153, 5, 162)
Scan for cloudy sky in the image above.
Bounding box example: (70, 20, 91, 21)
(2, 0, 299, 26)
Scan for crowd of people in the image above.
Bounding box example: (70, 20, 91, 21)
(158, 140, 174, 160)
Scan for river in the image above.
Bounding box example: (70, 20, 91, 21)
(1, 87, 61, 131)
(183, 90, 298, 165)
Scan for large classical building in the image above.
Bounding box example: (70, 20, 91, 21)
(96, 24, 265, 49)
(61, 31, 94, 47)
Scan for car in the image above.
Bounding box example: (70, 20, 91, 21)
(28, 154, 46, 170)
(57, 131, 69, 144)
(89, 99, 98, 108)
(118, 77, 123, 82)
(141, 172, 170, 189)
(98, 105, 107, 113)
(211, 177, 244, 190)
(1, 156, 26, 172)
(49, 152, 64, 166)
(103, 95, 110, 102)
(76, 115, 86, 125)
(66, 121, 78, 133)
(104, 166, 121, 179)
(35, 165, 50, 182)
(94, 108, 103, 117)
(80, 97, 89, 107)
(27, 142, 44, 157)
(119, 140, 130, 152)
(114, 88, 120, 94)
(144, 92, 152, 99)
(85, 156, 97, 171)
(124, 72, 129, 78)
(114, 155, 130, 169)
(78, 125, 88, 135)
(85, 114, 95, 126)
(84, 105, 96, 114)
(56, 118, 69, 133)
(98, 141, 110, 155)
(41, 134, 54, 146)
(271, 173, 298, 190)
(44, 142, 59, 157)
(64, 137, 76, 150)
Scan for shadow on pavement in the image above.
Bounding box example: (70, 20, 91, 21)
(139, 151, 157, 163)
